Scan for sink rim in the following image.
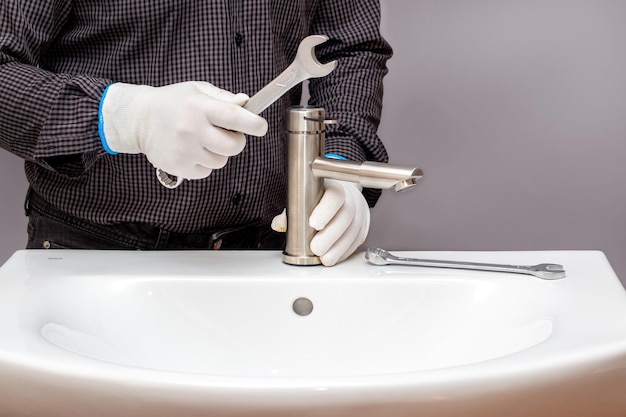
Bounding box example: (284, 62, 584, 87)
(1, 249, 626, 391)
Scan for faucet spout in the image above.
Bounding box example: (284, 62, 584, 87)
(311, 157, 423, 191)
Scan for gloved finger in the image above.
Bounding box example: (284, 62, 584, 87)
(333, 198, 370, 265)
(192, 82, 268, 137)
(184, 166, 214, 180)
(309, 180, 346, 231)
(202, 128, 247, 157)
(317, 221, 357, 266)
(158, 163, 213, 181)
(191, 81, 245, 103)
(193, 147, 229, 170)
(223, 92, 250, 106)
(194, 84, 251, 112)
(311, 180, 370, 266)
(271, 209, 287, 233)
(315, 188, 367, 266)
(310, 191, 356, 257)
(204, 98, 268, 138)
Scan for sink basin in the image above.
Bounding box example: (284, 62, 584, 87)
(1, 249, 625, 416)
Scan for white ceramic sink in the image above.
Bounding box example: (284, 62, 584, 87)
(1, 249, 626, 417)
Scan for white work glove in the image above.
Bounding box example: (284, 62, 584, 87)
(272, 179, 370, 266)
(99, 81, 268, 180)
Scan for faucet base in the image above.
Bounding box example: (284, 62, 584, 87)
(282, 253, 322, 266)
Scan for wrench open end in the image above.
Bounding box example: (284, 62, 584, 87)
(296, 35, 337, 77)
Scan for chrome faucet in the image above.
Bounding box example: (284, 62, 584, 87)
(283, 106, 424, 266)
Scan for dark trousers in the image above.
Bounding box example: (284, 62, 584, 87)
(25, 190, 285, 251)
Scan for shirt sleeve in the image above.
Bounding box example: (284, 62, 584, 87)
(0, 1, 111, 176)
(307, 0, 393, 206)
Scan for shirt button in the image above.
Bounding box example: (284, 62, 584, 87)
(234, 32, 244, 47)
(231, 192, 242, 205)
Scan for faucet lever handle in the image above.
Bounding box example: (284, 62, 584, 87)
(303, 116, 338, 125)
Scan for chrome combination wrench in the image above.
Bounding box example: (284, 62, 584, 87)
(366, 247, 566, 280)
(156, 35, 337, 189)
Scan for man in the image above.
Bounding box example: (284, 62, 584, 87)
(0, 1, 391, 266)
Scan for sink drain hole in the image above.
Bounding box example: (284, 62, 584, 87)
(292, 297, 313, 316)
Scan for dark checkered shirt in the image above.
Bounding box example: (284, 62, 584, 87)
(0, 0, 392, 233)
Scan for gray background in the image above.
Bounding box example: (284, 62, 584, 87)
(1, 0, 625, 286)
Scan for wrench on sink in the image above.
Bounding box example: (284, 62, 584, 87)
(156, 34, 337, 189)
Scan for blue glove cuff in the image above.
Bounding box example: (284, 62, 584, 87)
(98, 84, 119, 155)
(324, 153, 348, 160)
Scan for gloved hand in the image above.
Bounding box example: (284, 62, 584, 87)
(271, 179, 370, 266)
(99, 81, 268, 180)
